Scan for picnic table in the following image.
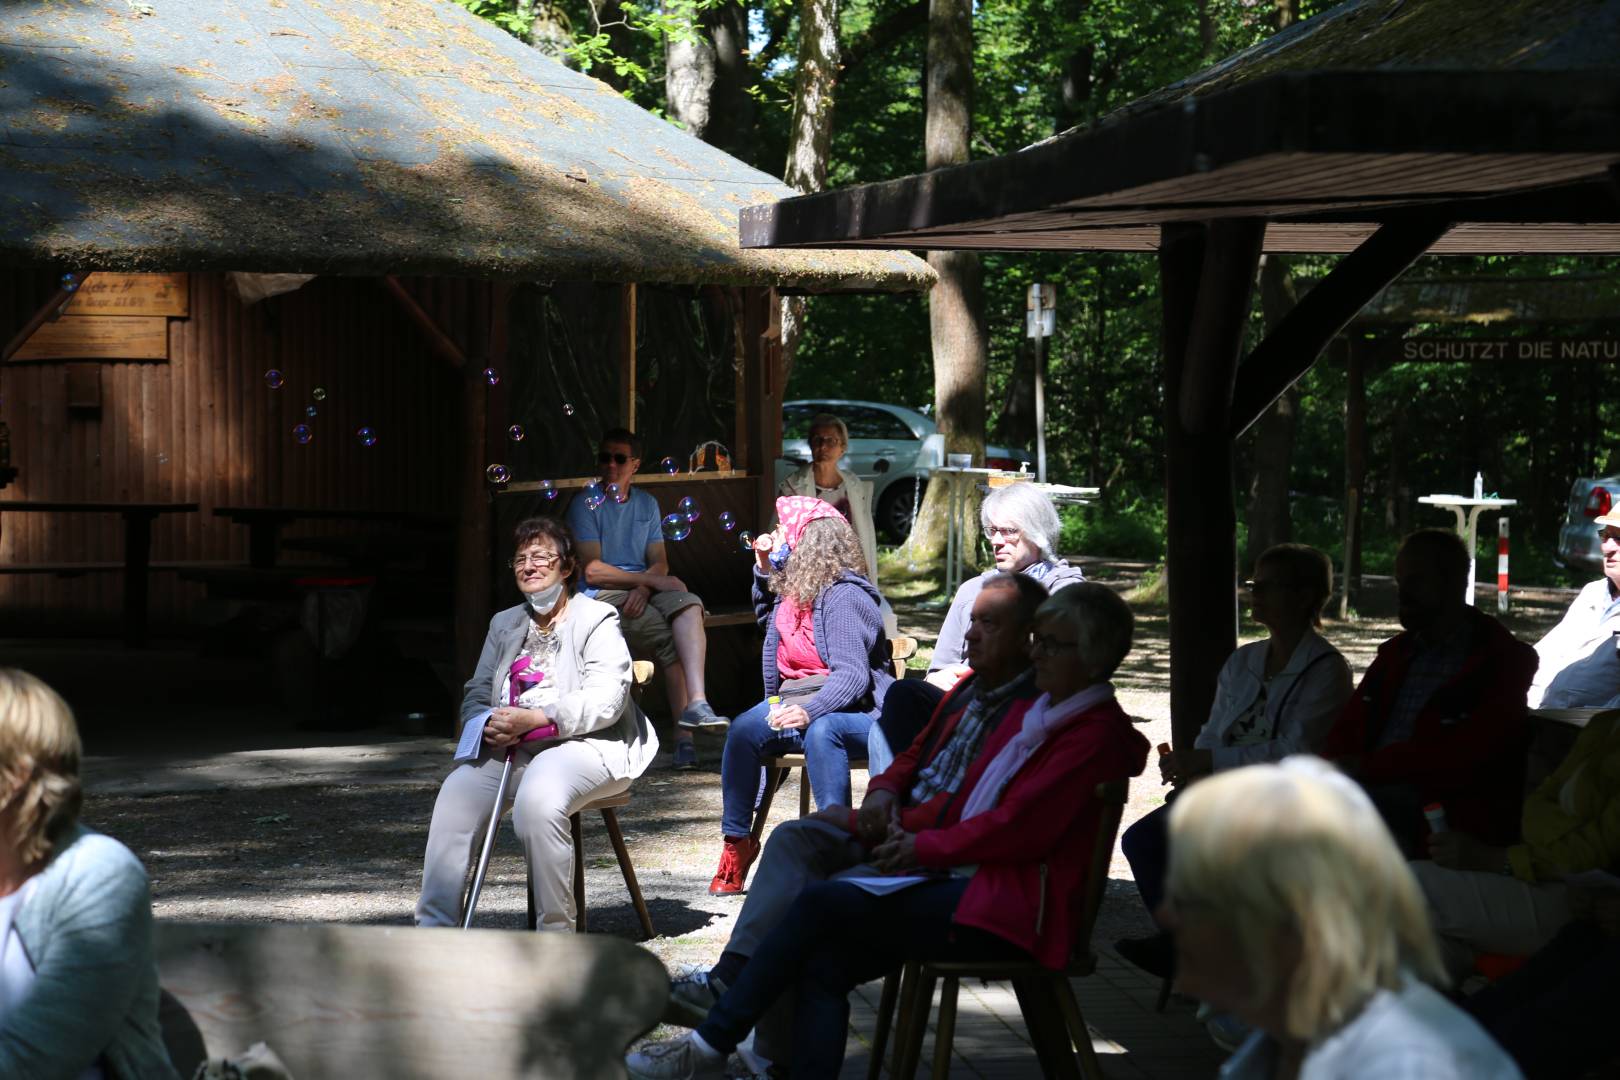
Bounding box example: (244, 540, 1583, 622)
(1418, 494, 1517, 606)
(0, 499, 199, 646)
(213, 506, 453, 568)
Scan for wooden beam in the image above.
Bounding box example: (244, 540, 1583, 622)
(1340, 338, 1366, 620)
(1229, 217, 1451, 438)
(737, 287, 781, 531)
(382, 276, 467, 369)
(2, 273, 85, 363)
(1178, 219, 1265, 435)
(618, 284, 637, 430)
(1160, 223, 1239, 752)
(452, 283, 510, 681)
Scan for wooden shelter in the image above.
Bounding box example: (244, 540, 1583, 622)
(740, 0, 1620, 746)
(0, 0, 929, 685)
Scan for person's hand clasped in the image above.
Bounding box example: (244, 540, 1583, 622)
(856, 790, 898, 847)
(484, 706, 543, 748)
(621, 584, 652, 618)
(770, 703, 810, 731)
(871, 820, 919, 874)
(1426, 829, 1503, 873)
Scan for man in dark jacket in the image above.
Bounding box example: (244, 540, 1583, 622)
(1323, 528, 1539, 851)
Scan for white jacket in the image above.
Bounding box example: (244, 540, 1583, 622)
(1193, 629, 1353, 771)
(778, 464, 878, 584)
(1529, 577, 1620, 708)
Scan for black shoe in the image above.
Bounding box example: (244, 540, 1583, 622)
(1114, 932, 1176, 980)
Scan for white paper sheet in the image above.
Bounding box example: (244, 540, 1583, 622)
(453, 709, 494, 763)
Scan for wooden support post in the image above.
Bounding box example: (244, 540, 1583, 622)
(382, 277, 467, 369)
(738, 287, 782, 531)
(452, 284, 511, 678)
(1160, 222, 1261, 752)
(1340, 339, 1366, 619)
(618, 284, 637, 430)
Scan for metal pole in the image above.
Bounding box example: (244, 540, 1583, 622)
(462, 746, 516, 928)
(1034, 332, 1047, 484)
(1497, 516, 1510, 615)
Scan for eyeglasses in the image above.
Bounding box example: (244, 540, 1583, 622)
(808, 434, 843, 447)
(597, 451, 632, 465)
(1030, 632, 1079, 657)
(983, 524, 1023, 542)
(1244, 579, 1285, 593)
(509, 552, 562, 570)
(1600, 528, 1620, 544)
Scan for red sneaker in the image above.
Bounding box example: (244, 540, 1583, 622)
(708, 835, 761, 895)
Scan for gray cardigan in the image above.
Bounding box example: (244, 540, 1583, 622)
(461, 594, 659, 781)
(1, 825, 180, 1080)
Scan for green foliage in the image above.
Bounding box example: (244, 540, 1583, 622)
(1058, 498, 1166, 562)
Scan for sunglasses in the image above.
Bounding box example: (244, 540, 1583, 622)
(597, 451, 632, 465)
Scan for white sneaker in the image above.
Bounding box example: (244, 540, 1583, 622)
(666, 962, 725, 1027)
(626, 1033, 726, 1080)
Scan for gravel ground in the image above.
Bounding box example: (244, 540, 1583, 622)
(71, 562, 1572, 978)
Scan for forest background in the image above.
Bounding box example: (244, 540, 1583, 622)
(458, 0, 1620, 589)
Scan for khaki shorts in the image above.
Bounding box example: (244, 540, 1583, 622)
(594, 588, 704, 668)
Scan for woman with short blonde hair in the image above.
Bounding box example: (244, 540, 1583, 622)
(0, 668, 180, 1078)
(1163, 758, 1519, 1077)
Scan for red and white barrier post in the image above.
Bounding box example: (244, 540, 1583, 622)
(1497, 517, 1510, 614)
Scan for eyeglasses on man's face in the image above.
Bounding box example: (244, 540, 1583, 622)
(808, 434, 843, 447)
(983, 524, 1023, 542)
(597, 451, 633, 465)
(509, 551, 562, 570)
(1599, 528, 1620, 546)
(1030, 631, 1080, 657)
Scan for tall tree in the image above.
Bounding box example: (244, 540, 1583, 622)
(664, 3, 756, 158)
(1243, 254, 1299, 566)
(906, 0, 988, 563)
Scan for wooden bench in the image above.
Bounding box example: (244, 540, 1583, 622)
(156, 922, 667, 1079)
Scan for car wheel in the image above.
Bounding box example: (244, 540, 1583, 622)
(877, 481, 924, 542)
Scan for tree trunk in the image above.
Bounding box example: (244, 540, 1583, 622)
(779, 0, 843, 387)
(1197, 0, 1217, 58)
(665, 26, 718, 140)
(1243, 254, 1299, 568)
(664, 2, 753, 153)
(908, 0, 987, 566)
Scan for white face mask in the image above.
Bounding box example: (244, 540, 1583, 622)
(527, 580, 565, 615)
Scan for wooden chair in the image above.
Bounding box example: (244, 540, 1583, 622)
(466, 661, 658, 939)
(748, 638, 916, 841)
(866, 780, 1130, 1080)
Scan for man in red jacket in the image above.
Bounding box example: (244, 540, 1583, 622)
(628, 582, 1150, 1080)
(1323, 528, 1538, 852)
(663, 571, 1047, 1045)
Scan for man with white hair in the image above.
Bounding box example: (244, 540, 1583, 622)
(1528, 506, 1620, 709)
(868, 482, 1084, 774)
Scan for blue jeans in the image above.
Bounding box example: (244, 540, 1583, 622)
(720, 699, 872, 837)
(696, 878, 1024, 1075)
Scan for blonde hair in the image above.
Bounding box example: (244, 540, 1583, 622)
(1166, 758, 1445, 1042)
(0, 669, 84, 865)
(771, 516, 868, 606)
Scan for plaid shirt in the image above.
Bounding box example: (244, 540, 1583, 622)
(909, 669, 1036, 806)
(1378, 630, 1470, 748)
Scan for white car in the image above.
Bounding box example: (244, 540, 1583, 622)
(1557, 475, 1619, 574)
(776, 399, 1033, 540)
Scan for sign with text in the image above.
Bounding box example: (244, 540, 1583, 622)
(10, 316, 169, 361)
(1359, 337, 1620, 363)
(64, 273, 189, 318)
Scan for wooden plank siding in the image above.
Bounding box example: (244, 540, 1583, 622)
(0, 271, 462, 635)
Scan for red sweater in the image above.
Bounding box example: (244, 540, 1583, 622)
(867, 691, 1148, 969)
(1322, 608, 1537, 843)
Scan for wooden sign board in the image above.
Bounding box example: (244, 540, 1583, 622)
(10, 316, 169, 361)
(1355, 337, 1620, 364)
(64, 273, 189, 317)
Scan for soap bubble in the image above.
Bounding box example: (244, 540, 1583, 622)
(659, 457, 677, 475)
(305, 404, 318, 418)
(677, 496, 699, 522)
(738, 530, 754, 552)
(264, 369, 285, 389)
(606, 482, 620, 502)
(662, 513, 692, 542)
(356, 426, 377, 448)
(482, 367, 500, 386)
(485, 463, 510, 485)
(538, 479, 557, 502)
(311, 387, 327, 402)
(507, 424, 526, 442)
(292, 424, 313, 445)
(718, 511, 737, 532)
(60, 273, 79, 292)
(562, 402, 575, 417)
(582, 480, 604, 510)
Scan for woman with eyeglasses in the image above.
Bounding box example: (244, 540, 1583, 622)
(1116, 543, 1352, 988)
(416, 517, 658, 931)
(777, 413, 879, 585)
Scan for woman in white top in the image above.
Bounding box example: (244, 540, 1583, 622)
(1117, 544, 1352, 975)
(777, 412, 878, 585)
(1165, 759, 1521, 1080)
(416, 517, 658, 932)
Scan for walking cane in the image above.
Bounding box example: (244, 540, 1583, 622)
(461, 743, 516, 929)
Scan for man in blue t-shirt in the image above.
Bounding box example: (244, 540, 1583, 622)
(566, 428, 727, 767)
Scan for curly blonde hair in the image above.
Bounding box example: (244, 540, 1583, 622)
(770, 517, 868, 606)
(0, 669, 84, 866)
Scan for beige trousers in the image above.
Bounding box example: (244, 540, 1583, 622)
(416, 739, 629, 932)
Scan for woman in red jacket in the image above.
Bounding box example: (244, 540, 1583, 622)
(626, 582, 1150, 1080)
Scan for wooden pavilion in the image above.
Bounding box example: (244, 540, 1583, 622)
(0, 0, 929, 692)
(740, 0, 1620, 745)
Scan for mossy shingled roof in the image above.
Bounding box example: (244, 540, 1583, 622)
(0, 0, 932, 291)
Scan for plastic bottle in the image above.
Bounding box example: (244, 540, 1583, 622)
(1423, 802, 1449, 835)
(766, 695, 784, 729)
(1473, 472, 1484, 500)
